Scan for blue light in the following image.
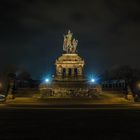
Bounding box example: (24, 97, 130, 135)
(91, 78, 95, 83)
(45, 78, 50, 83)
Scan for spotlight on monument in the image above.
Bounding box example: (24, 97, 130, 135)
(45, 78, 50, 83)
(91, 78, 95, 83)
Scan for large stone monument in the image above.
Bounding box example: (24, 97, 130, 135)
(40, 30, 100, 97)
(55, 30, 84, 81)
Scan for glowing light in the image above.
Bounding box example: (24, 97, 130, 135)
(91, 78, 95, 83)
(45, 78, 50, 83)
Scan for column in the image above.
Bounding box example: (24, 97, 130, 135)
(78, 67, 82, 76)
(66, 68, 69, 76)
(56, 66, 62, 76)
(72, 68, 75, 76)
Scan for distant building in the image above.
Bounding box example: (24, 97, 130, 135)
(102, 80, 127, 92)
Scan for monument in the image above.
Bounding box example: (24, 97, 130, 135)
(55, 30, 84, 81)
(40, 30, 100, 97)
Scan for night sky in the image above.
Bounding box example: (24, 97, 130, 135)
(0, 0, 140, 79)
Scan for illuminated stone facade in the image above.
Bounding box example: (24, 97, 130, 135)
(52, 52, 88, 96)
(50, 30, 88, 97)
(55, 53, 85, 80)
(40, 30, 100, 97)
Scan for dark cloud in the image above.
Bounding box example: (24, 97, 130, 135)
(0, 0, 140, 78)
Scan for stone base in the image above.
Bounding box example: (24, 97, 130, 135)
(40, 79, 101, 98)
